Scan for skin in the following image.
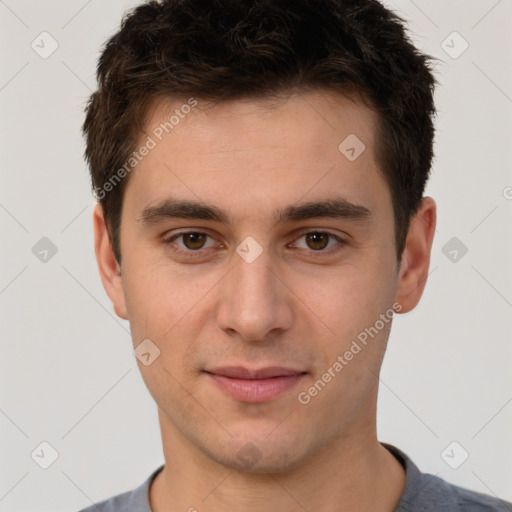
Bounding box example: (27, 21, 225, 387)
(94, 89, 436, 511)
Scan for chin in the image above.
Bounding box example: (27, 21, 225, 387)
(205, 433, 314, 475)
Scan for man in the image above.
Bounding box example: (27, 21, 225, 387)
(80, 0, 511, 510)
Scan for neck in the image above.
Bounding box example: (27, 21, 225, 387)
(149, 411, 405, 512)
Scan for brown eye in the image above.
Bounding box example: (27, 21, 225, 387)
(181, 232, 208, 250)
(305, 232, 330, 250)
(163, 231, 219, 259)
(291, 231, 345, 255)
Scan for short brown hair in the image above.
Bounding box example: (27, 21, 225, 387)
(83, 0, 436, 264)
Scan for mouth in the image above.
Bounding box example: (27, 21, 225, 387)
(204, 366, 307, 403)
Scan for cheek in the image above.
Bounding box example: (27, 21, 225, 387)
(297, 257, 397, 393)
(122, 262, 207, 403)
(298, 267, 394, 416)
(309, 261, 393, 332)
(121, 256, 222, 357)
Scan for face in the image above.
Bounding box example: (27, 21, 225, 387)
(95, 89, 433, 473)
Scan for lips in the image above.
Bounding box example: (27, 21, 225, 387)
(204, 366, 306, 403)
(206, 366, 303, 379)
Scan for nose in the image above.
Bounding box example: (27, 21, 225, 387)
(216, 244, 294, 343)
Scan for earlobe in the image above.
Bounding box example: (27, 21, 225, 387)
(93, 203, 129, 320)
(394, 197, 436, 314)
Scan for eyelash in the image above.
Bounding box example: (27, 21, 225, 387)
(162, 230, 347, 259)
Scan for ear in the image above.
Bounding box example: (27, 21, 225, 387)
(394, 197, 436, 314)
(93, 203, 128, 320)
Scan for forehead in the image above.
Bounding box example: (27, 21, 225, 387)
(125, 89, 389, 222)
(143, 89, 377, 155)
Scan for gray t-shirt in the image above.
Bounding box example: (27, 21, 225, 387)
(77, 444, 511, 511)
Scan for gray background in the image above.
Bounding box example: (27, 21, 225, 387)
(1, 1, 511, 510)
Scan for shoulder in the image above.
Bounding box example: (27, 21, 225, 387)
(77, 489, 132, 512)
(416, 472, 512, 511)
(383, 444, 512, 512)
(75, 465, 164, 512)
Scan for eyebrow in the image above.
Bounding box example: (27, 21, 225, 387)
(138, 196, 371, 226)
